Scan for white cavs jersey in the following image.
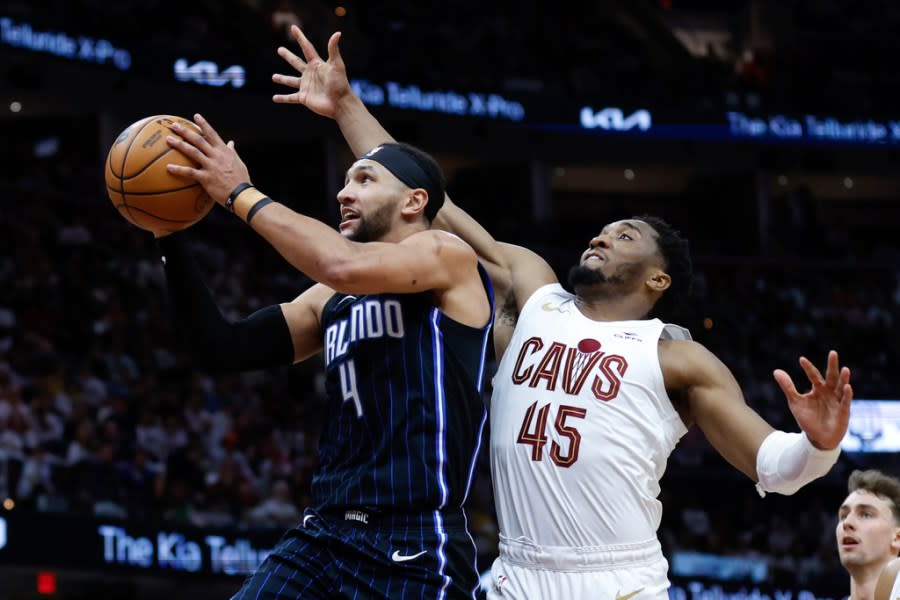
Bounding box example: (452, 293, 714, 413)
(491, 284, 690, 551)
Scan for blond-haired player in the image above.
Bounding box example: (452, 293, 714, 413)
(836, 470, 900, 600)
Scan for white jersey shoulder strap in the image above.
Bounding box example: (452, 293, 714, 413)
(661, 323, 692, 341)
(518, 283, 571, 316)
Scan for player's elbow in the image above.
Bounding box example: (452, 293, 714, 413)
(318, 262, 355, 293)
(318, 256, 370, 294)
(181, 306, 294, 373)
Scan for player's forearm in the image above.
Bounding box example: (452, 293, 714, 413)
(234, 193, 365, 290)
(754, 430, 841, 497)
(333, 94, 395, 155)
(432, 197, 508, 271)
(157, 233, 294, 371)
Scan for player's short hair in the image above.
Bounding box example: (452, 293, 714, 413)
(848, 469, 900, 525)
(633, 215, 693, 320)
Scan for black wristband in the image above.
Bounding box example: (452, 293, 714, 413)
(246, 197, 274, 223)
(225, 182, 254, 212)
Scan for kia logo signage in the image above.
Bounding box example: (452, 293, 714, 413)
(174, 59, 246, 88)
(579, 106, 652, 131)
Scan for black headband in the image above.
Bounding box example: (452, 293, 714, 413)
(358, 144, 444, 220)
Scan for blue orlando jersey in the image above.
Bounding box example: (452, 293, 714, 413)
(313, 265, 493, 512)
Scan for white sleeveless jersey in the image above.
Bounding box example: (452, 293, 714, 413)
(491, 284, 690, 549)
(892, 571, 900, 600)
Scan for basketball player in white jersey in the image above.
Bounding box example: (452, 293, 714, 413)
(837, 470, 900, 600)
(273, 26, 854, 598)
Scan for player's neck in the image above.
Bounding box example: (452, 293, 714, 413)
(848, 564, 881, 600)
(573, 291, 650, 322)
(378, 221, 428, 244)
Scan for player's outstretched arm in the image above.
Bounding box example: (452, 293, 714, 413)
(272, 26, 556, 315)
(772, 350, 853, 450)
(156, 233, 326, 371)
(165, 114, 487, 321)
(273, 27, 506, 270)
(661, 340, 851, 495)
(273, 26, 391, 157)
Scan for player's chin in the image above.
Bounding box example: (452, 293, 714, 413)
(568, 263, 608, 289)
(341, 225, 369, 243)
(339, 221, 357, 236)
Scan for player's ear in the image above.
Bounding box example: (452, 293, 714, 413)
(647, 269, 671, 293)
(891, 525, 900, 556)
(401, 188, 428, 219)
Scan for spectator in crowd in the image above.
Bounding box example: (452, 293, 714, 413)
(15, 442, 57, 506)
(245, 478, 300, 528)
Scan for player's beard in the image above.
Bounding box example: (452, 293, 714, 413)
(346, 202, 394, 243)
(568, 261, 643, 292)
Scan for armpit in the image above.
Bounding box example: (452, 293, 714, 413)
(498, 291, 519, 327)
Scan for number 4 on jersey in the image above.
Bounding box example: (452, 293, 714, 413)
(339, 358, 363, 418)
(516, 402, 587, 467)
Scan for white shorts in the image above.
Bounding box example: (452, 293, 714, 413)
(486, 537, 670, 600)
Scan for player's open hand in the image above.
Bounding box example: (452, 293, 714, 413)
(272, 26, 353, 118)
(165, 114, 251, 207)
(773, 350, 853, 450)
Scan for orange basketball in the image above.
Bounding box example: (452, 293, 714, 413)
(105, 115, 215, 233)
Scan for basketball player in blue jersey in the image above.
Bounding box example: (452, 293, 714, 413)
(156, 115, 494, 598)
(275, 26, 854, 598)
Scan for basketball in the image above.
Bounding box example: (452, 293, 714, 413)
(105, 115, 215, 233)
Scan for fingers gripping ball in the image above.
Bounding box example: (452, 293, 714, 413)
(105, 115, 214, 233)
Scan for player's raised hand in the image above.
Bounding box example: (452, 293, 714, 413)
(773, 350, 853, 450)
(273, 26, 353, 118)
(165, 114, 251, 206)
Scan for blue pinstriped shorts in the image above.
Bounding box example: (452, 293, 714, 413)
(229, 507, 480, 599)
